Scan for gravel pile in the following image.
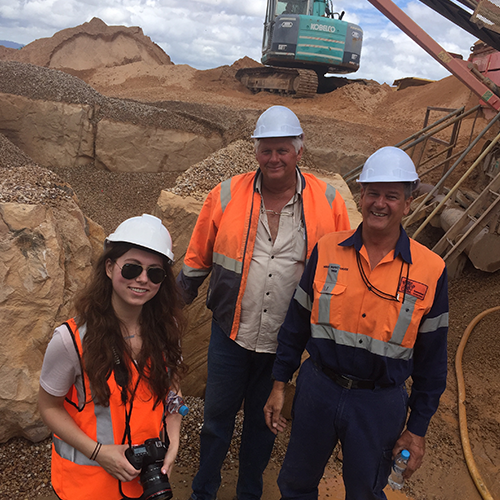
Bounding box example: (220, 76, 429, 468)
(50, 163, 179, 234)
(170, 140, 259, 200)
(170, 139, 317, 201)
(0, 164, 75, 206)
(0, 61, 107, 106)
(0, 61, 250, 138)
(0, 132, 37, 168)
(0, 396, 291, 499)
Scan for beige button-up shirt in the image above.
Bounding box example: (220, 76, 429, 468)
(235, 172, 307, 353)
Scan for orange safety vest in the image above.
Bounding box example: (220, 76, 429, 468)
(51, 318, 165, 500)
(180, 168, 351, 339)
(309, 229, 446, 358)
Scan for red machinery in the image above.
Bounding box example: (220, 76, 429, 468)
(368, 0, 500, 113)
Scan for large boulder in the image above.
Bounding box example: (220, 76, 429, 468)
(0, 147, 104, 443)
(0, 93, 94, 169)
(0, 202, 100, 442)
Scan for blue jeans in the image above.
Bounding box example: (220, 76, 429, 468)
(191, 320, 277, 500)
(278, 358, 409, 500)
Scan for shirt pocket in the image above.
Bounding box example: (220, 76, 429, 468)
(313, 280, 347, 327)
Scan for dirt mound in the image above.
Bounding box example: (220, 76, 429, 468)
(231, 56, 262, 69)
(0, 17, 171, 71)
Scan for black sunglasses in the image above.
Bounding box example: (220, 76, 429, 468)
(114, 262, 166, 284)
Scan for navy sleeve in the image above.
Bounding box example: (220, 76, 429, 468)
(272, 245, 319, 382)
(175, 271, 207, 305)
(407, 266, 448, 436)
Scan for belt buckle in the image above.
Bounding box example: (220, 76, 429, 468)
(338, 373, 354, 389)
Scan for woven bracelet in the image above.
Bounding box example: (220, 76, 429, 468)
(89, 442, 102, 461)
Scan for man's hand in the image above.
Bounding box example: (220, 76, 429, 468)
(264, 381, 288, 435)
(392, 429, 426, 479)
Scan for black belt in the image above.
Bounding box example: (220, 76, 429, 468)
(319, 363, 376, 390)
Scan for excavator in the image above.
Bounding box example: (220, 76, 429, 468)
(238, 0, 500, 107)
(235, 0, 363, 97)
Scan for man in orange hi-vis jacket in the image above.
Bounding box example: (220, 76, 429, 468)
(176, 105, 351, 500)
(265, 146, 448, 500)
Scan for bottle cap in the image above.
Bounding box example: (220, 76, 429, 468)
(401, 449, 410, 459)
(179, 405, 189, 417)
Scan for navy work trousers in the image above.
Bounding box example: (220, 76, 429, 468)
(278, 358, 409, 500)
(191, 320, 277, 500)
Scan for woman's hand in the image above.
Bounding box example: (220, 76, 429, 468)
(95, 444, 141, 482)
(38, 387, 140, 483)
(161, 443, 178, 478)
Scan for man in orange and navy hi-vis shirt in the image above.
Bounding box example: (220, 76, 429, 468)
(177, 105, 351, 500)
(265, 146, 448, 500)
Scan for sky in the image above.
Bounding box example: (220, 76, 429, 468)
(0, 0, 478, 85)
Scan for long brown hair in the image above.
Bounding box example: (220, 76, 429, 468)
(72, 242, 187, 407)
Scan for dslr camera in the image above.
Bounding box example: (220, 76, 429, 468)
(125, 438, 172, 500)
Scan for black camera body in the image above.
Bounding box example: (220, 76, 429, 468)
(125, 438, 172, 500)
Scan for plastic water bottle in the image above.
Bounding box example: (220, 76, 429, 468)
(166, 390, 189, 416)
(387, 449, 410, 490)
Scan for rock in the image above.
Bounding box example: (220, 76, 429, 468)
(154, 190, 208, 397)
(0, 93, 94, 169)
(95, 119, 223, 173)
(0, 201, 97, 443)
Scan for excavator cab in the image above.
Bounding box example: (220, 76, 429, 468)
(262, 0, 362, 74)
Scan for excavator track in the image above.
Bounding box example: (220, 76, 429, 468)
(293, 69, 319, 98)
(235, 66, 318, 98)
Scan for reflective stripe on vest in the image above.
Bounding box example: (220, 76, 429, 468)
(313, 272, 418, 360)
(318, 264, 340, 326)
(213, 252, 243, 274)
(182, 262, 211, 278)
(325, 183, 338, 208)
(311, 324, 414, 360)
(53, 402, 114, 465)
(220, 178, 232, 212)
(420, 312, 449, 333)
(294, 284, 312, 312)
(53, 322, 116, 465)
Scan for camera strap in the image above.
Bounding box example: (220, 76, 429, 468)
(122, 376, 141, 447)
(117, 362, 143, 500)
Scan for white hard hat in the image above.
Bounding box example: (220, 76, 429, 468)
(251, 105, 304, 139)
(105, 214, 174, 263)
(357, 146, 419, 187)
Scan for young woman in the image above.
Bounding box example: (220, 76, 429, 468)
(38, 214, 187, 500)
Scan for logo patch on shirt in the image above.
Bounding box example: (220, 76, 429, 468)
(399, 277, 428, 300)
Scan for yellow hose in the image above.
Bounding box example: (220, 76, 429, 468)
(455, 306, 500, 500)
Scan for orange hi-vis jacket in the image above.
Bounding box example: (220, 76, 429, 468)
(51, 318, 165, 500)
(177, 168, 351, 339)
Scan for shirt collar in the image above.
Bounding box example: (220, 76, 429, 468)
(339, 223, 413, 264)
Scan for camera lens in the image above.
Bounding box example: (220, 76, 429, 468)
(140, 463, 173, 500)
